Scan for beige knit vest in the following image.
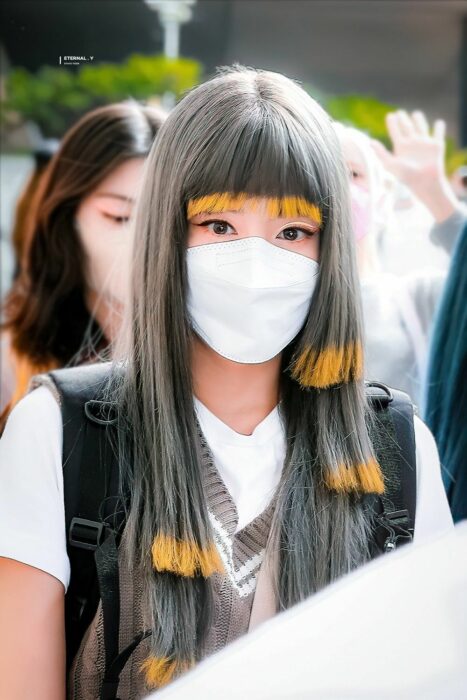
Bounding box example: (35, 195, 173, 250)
(68, 431, 277, 700)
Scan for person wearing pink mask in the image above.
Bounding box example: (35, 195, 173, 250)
(336, 114, 466, 408)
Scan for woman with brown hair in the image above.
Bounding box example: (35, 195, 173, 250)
(0, 101, 165, 423)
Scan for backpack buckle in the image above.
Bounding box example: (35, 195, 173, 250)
(377, 509, 413, 552)
(69, 517, 107, 551)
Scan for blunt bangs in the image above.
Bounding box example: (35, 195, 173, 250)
(177, 74, 331, 220)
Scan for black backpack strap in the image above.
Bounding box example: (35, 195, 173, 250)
(100, 629, 153, 700)
(32, 364, 124, 681)
(96, 530, 122, 700)
(366, 382, 417, 553)
(33, 363, 148, 699)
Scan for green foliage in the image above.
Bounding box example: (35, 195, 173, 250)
(323, 93, 397, 146)
(3, 66, 92, 136)
(78, 54, 200, 102)
(445, 146, 467, 176)
(2, 54, 202, 137)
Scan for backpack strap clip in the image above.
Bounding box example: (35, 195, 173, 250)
(375, 508, 413, 552)
(69, 517, 109, 551)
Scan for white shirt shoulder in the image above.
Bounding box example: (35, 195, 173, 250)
(413, 415, 453, 543)
(0, 386, 69, 590)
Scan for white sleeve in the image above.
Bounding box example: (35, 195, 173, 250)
(413, 415, 453, 544)
(0, 386, 70, 590)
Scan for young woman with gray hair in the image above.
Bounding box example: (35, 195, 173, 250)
(0, 67, 452, 699)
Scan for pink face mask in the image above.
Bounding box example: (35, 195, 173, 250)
(350, 182, 371, 241)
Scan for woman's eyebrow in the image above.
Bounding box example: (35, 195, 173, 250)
(95, 192, 135, 203)
(273, 210, 321, 224)
(278, 217, 321, 227)
(190, 209, 239, 217)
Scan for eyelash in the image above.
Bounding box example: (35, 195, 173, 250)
(103, 213, 130, 224)
(196, 219, 316, 239)
(197, 219, 234, 233)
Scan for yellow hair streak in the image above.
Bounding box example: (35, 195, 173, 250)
(292, 343, 363, 389)
(151, 533, 224, 578)
(141, 655, 193, 689)
(187, 193, 322, 224)
(325, 458, 385, 495)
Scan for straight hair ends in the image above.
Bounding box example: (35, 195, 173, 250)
(113, 66, 380, 689)
(151, 534, 224, 577)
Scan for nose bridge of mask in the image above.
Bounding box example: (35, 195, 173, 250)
(196, 237, 318, 288)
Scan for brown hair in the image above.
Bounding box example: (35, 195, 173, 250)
(1, 101, 165, 424)
(11, 152, 55, 273)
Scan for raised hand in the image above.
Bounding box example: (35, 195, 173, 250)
(371, 111, 445, 188)
(371, 110, 459, 223)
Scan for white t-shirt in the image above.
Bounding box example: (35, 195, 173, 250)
(194, 397, 285, 533)
(0, 386, 453, 592)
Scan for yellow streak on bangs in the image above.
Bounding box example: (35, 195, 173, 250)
(292, 343, 363, 389)
(187, 193, 322, 224)
(151, 533, 224, 578)
(325, 458, 385, 495)
(141, 656, 193, 688)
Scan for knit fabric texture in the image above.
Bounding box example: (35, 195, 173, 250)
(68, 429, 276, 699)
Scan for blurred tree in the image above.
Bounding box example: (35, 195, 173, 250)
(1, 54, 202, 138)
(3, 66, 92, 137)
(324, 93, 396, 146)
(444, 146, 467, 176)
(78, 54, 200, 102)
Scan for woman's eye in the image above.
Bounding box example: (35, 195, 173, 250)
(199, 220, 236, 235)
(103, 213, 130, 224)
(277, 227, 314, 242)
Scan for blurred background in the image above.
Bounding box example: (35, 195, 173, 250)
(1, 0, 467, 295)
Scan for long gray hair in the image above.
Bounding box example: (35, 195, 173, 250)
(112, 66, 384, 688)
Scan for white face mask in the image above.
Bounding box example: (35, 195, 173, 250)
(187, 237, 319, 364)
